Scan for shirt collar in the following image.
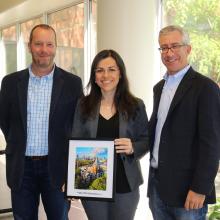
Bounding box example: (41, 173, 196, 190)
(28, 64, 55, 80)
(163, 65, 190, 81)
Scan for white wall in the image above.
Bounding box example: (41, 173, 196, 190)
(97, 0, 161, 114)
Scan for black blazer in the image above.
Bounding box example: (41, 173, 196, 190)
(0, 66, 83, 190)
(72, 99, 149, 191)
(148, 67, 220, 207)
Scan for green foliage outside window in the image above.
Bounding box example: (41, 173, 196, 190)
(208, 198, 220, 220)
(163, 0, 220, 85)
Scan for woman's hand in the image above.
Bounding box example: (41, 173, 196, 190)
(114, 138, 134, 155)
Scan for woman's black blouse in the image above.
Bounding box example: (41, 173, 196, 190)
(96, 112, 131, 193)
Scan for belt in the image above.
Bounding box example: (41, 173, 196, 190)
(25, 155, 48, 161)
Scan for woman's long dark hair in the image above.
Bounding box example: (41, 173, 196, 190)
(80, 49, 138, 120)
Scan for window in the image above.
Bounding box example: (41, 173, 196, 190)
(48, 4, 84, 81)
(2, 25, 17, 74)
(20, 17, 44, 68)
(0, 0, 96, 86)
(162, 0, 220, 86)
(91, 0, 97, 56)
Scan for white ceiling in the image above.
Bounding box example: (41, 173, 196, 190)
(0, 0, 27, 13)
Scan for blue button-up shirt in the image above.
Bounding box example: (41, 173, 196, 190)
(151, 65, 190, 168)
(25, 66, 54, 156)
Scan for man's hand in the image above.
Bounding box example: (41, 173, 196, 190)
(184, 190, 205, 210)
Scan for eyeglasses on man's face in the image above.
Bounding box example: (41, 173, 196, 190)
(95, 67, 119, 74)
(158, 44, 187, 54)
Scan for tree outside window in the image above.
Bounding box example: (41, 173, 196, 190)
(162, 0, 220, 86)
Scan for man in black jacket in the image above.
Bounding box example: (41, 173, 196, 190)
(0, 24, 82, 220)
(148, 25, 220, 220)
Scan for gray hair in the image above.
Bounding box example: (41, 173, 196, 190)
(159, 25, 190, 45)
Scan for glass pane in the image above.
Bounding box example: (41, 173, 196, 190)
(162, 0, 220, 86)
(2, 26, 17, 74)
(20, 17, 44, 67)
(91, 0, 97, 58)
(48, 4, 84, 81)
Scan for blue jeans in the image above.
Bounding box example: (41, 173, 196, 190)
(148, 171, 208, 220)
(11, 157, 70, 220)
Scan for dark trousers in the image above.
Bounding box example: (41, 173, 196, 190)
(11, 157, 70, 220)
(82, 188, 139, 220)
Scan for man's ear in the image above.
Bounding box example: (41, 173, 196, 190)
(187, 45, 192, 55)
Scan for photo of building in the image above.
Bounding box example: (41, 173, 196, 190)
(75, 147, 107, 190)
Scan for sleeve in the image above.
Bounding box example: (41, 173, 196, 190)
(131, 99, 149, 159)
(71, 100, 86, 138)
(191, 80, 220, 195)
(0, 77, 10, 137)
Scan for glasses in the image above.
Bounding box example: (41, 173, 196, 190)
(95, 67, 119, 74)
(158, 44, 187, 54)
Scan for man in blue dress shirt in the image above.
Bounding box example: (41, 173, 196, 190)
(148, 25, 220, 220)
(0, 24, 82, 220)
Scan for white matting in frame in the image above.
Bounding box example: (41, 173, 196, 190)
(66, 139, 115, 200)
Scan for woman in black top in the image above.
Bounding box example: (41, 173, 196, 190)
(72, 49, 149, 220)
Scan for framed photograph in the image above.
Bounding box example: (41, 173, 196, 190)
(66, 139, 115, 200)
